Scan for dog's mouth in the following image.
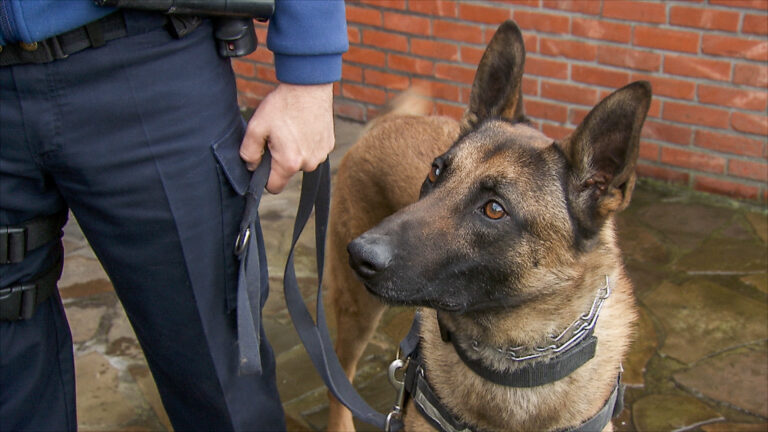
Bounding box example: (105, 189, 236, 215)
(360, 279, 466, 313)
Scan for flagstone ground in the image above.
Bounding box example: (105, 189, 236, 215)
(60, 118, 767, 432)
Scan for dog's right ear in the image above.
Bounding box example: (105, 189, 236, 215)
(461, 20, 526, 134)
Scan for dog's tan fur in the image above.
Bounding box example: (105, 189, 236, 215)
(326, 20, 649, 432)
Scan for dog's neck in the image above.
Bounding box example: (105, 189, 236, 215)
(438, 275, 611, 374)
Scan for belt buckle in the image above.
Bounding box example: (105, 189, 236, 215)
(0, 227, 26, 264)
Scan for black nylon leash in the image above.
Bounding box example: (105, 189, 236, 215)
(235, 154, 390, 429)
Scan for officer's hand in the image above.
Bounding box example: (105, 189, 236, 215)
(240, 83, 335, 194)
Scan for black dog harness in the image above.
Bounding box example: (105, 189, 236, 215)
(390, 278, 625, 432)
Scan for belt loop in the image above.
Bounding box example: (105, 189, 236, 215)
(0, 227, 27, 264)
(48, 36, 69, 60)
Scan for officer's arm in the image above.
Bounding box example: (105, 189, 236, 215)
(240, 0, 348, 194)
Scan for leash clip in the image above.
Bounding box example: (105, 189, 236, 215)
(386, 354, 409, 432)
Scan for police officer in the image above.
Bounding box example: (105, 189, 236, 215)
(0, 0, 347, 430)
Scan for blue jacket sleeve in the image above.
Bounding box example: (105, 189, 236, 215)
(266, 0, 348, 85)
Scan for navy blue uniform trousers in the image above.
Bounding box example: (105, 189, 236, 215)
(0, 12, 284, 431)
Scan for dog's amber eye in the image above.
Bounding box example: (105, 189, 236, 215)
(428, 164, 441, 183)
(483, 200, 506, 220)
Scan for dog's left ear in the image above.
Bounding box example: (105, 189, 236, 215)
(461, 20, 526, 134)
(559, 81, 652, 235)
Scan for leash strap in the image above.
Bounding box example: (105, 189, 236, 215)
(235, 152, 273, 375)
(234, 153, 388, 428)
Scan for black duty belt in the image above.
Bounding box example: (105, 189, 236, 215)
(0, 12, 130, 66)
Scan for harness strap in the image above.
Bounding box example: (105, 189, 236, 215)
(234, 154, 390, 429)
(1, 210, 68, 264)
(407, 347, 624, 432)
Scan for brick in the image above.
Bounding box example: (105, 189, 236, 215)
(359, 0, 406, 10)
(663, 101, 730, 129)
(525, 99, 568, 123)
(540, 38, 598, 61)
(634, 26, 699, 53)
(732, 112, 768, 136)
(572, 18, 632, 43)
(232, 60, 255, 78)
(734, 63, 768, 88)
(408, 0, 457, 18)
(435, 63, 476, 84)
(523, 33, 539, 53)
(342, 64, 363, 82)
(603, 1, 666, 23)
(637, 163, 690, 184)
(458, 3, 512, 23)
(730, 159, 768, 181)
(664, 55, 731, 81)
(244, 45, 273, 63)
(236, 78, 274, 102)
(514, 10, 570, 34)
(695, 130, 765, 158)
(256, 67, 277, 83)
(413, 78, 462, 102)
(648, 98, 662, 118)
(642, 120, 693, 145)
(743, 13, 768, 35)
(525, 57, 569, 80)
(348, 27, 361, 44)
(362, 29, 408, 52)
(496, 0, 541, 8)
(542, 0, 601, 15)
(708, 0, 768, 10)
(364, 70, 410, 90)
(382, 12, 431, 35)
(569, 107, 590, 125)
(460, 87, 471, 104)
(388, 53, 434, 75)
(639, 140, 660, 161)
(522, 76, 539, 96)
(631, 73, 696, 100)
(460, 45, 485, 66)
(435, 101, 465, 120)
(334, 100, 366, 122)
(433, 19, 484, 43)
(694, 176, 760, 200)
(702, 35, 768, 62)
(346, 5, 382, 26)
(597, 46, 661, 72)
(344, 46, 386, 67)
(661, 146, 726, 173)
(698, 85, 768, 112)
(411, 38, 459, 61)
(572, 65, 630, 88)
(669, 6, 740, 31)
(342, 83, 388, 105)
(541, 81, 599, 106)
(541, 123, 573, 140)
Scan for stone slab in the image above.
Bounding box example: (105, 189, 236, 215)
(674, 349, 768, 418)
(644, 279, 768, 364)
(632, 394, 723, 432)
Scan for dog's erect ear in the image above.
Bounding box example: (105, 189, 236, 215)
(559, 81, 652, 236)
(460, 20, 526, 133)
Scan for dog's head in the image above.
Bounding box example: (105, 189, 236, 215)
(348, 20, 651, 314)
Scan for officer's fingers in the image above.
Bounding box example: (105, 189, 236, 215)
(266, 150, 303, 194)
(240, 122, 269, 171)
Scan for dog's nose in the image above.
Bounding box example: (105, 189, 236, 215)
(347, 234, 393, 280)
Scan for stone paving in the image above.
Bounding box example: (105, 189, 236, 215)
(58, 117, 768, 432)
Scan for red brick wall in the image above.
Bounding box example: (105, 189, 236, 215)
(233, 0, 768, 203)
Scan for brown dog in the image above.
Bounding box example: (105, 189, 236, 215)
(326, 20, 651, 432)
